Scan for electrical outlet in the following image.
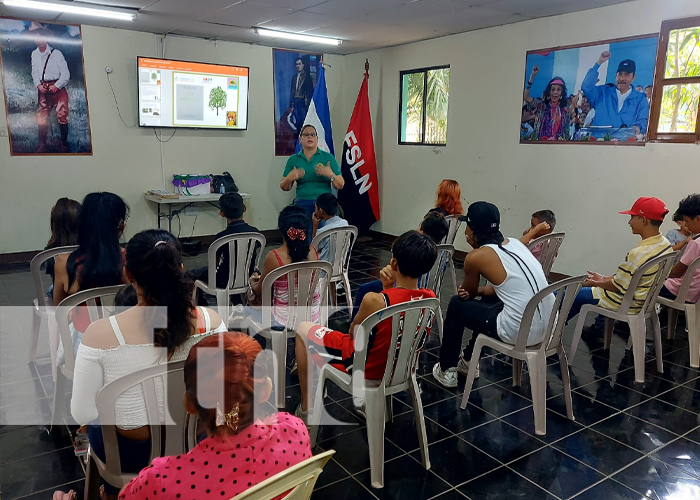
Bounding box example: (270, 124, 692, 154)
(0, 127, 7, 137)
(185, 205, 199, 216)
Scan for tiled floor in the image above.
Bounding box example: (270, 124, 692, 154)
(2, 238, 700, 499)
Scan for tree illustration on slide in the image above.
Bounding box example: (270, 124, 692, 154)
(208, 86, 227, 116)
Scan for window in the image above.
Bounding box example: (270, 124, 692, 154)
(399, 66, 450, 145)
(648, 17, 700, 143)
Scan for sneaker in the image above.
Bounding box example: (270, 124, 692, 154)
(335, 282, 346, 296)
(580, 325, 602, 341)
(432, 363, 458, 388)
(74, 429, 89, 457)
(294, 403, 309, 425)
(457, 357, 479, 378)
(228, 305, 245, 326)
(353, 397, 366, 420)
(289, 360, 298, 377)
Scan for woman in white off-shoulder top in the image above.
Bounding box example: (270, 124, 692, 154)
(70, 229, 226, 499)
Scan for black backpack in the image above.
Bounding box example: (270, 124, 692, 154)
(210, 171, 239, 193)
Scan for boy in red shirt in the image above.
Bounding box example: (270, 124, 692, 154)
(294, 231, 438, 422)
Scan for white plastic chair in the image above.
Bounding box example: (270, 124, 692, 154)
(460, 276, 585, 435)
(194, 232, 265, 323)
(657, 255, 700, 368)
(28, 245, 78, 364)
(419, 244, 455, 342)
(309, 298, 440, 488)
(244, 261, 333, 409)
(526, 232, 565, 281)
(231, 450, 335, 500)
(84, 360, 196, 498)
(569, 252, 678, 383)
(440, 216, 461, 295)
(53, 285, 125, 429)
(311, 226, 358, 313)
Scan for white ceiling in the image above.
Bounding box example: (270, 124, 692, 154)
(0, 0, 636, 54)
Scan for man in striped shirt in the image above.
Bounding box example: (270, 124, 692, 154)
(566, 197, 672, 333)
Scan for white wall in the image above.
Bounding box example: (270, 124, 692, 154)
(344, 0, 700, 276)
(0, 26, 345, 254)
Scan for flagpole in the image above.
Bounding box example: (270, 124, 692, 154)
(365, 58, 369, 78)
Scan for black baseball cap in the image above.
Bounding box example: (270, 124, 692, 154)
(458, 201, 501, 234)
(617, 59, 636, 74)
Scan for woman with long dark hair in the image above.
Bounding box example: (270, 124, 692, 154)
(119, 332, 311, 500)
(246, 205, 322, 326)
(70, 229, 227, 499)
(44, 197, 81, 298)
(523, 66, 573, 140)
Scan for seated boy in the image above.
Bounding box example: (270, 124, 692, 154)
(294, 231, 438, 422)
(661, 194, 700, 304)
(351, 212, 449, 320)
(520, 209, 556, 262)
(312, 192, 349, 261)
(191, 193, 259, 304)
(666, 210, 694, 263)
(566, 197, 672, 334)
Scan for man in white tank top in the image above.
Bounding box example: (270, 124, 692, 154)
(433, 202, 554, 388)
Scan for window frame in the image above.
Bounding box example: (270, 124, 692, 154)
(398, 64, 450, 146)
(648, 16, 700, 143)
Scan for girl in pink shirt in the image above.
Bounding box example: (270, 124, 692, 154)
(119, 332, 311, 500)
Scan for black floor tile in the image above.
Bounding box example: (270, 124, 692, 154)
(311, 476, 377, 500)
(651, 438, 700, 478)
(383, 410, 452, 453)
(316, 427, 405, 475)
(393, 377, 455, 407)
(457, 466, 559, 500)
(496, 372, 565, 401)
(0, 378, 49, 406)
(654, 384, 700, 413)
(354, 455, 451, 500)
(312, 457, 351, 490)
(430, 489, 469, 500)
(547, 392, 619, 427)
(458, 419, 546, 464)
(421, 397, 497, 435)
(0, 425, 72, 467)
(574, 377, 651, 410)
(552, 427, 643, 476)
(570, 479, 651, 500)
(314, 401, 365, 445)
(591, 413, 678, 453)
(613, 456, 700, 500)
(0, 447, 84, 500)
(410, 436, 500, 486)
(509, 446, 605, 499)
(459, 383, 532, 418)
(624, 399, 700, 436)
(501, 405, 583, 444)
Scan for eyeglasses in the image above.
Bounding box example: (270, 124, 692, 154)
(301, 133, 317, 138)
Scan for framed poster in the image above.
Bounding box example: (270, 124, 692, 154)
(273, 48, 322, 156)
(0, 19, 92, 155)
(520, 34, 658, 144)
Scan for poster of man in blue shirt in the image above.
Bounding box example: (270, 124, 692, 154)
(581, 51, 650, 139)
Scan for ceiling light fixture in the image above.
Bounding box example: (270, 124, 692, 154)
(255, 27, 341, 46)
(1, 0, 137, 21)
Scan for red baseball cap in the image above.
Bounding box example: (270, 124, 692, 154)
(619, 197, 668, 221)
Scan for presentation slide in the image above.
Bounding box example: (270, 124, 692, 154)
(137, 57, 249, 130)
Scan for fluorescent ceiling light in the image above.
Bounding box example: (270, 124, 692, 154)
(255, 28, 341, 46)
(1, 0, 137, 21)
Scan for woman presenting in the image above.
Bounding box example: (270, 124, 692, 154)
(280, 124, 344, 217)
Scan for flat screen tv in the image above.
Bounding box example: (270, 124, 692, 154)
(137, 57, 249, 130)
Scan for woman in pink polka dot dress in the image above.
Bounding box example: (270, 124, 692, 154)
(119, 332, 312, 500)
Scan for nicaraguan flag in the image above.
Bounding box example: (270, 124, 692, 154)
(296, 64, 334, 155)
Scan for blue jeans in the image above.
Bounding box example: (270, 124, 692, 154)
(352, 279, 383, 320)
(559, 287, 605, 330)
(88, 424, 151, 494)
(293, 198, 317, 222)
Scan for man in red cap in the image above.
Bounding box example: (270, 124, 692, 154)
(566, 197, 672, 334)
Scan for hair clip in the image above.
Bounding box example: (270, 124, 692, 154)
(287, 227, 306, 241)
(154, 240, 167, 247)
(215, 402, 240, 431)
